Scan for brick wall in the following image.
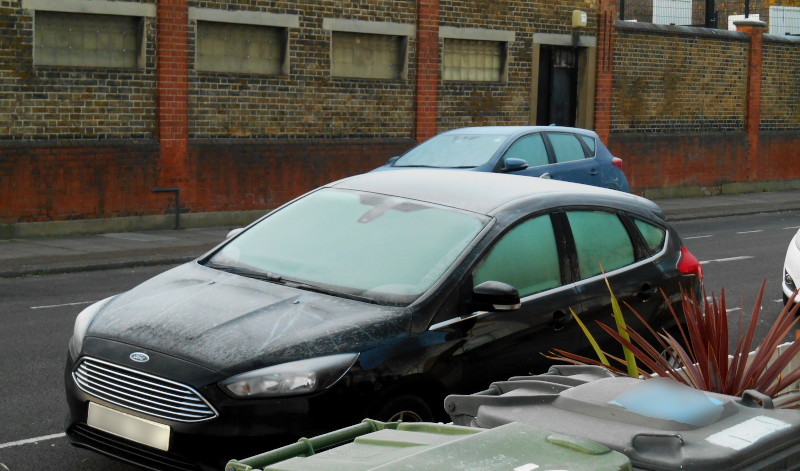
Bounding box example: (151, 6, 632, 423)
(612, 24, 748, 134)
(437, 0, 596, 131)
(0, 142, 160, 223)
(188, 1, 417, 139)
(761, 37, 800, 131)
(0, 1, 158, 140)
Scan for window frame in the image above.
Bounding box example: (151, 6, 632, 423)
(24, 0, 155, 70)
(322, 18, 414, 81)
(439, 26, 514, 83)
(558, 208, 671, 285)
(189, 8, 299, 76)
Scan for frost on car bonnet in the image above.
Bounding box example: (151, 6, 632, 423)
(609, 377, 724, 426)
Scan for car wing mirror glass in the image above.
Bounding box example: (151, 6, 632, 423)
(501, 158, 528, 173)
(226, 228, 245, 239)
(387, 156, 400, 166)
(472, 281, 521, 311)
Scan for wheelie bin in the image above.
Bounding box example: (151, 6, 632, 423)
(225, 418, 632, 471)
(445, 365, 800, 471)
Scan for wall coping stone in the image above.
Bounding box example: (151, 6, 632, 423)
(21, 0, 156, 17)
(616, 20, 748, 41)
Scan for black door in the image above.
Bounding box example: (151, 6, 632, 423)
(537, 46, 578, 127)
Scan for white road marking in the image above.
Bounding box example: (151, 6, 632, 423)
(685, 235, 713, 240)
(30, 300, 95, 310)
(700, 256, 754, 265)
(784, 226, 800, 230)
(726, 307, 742, 313)
(737, 230, 763, 234)
(0, 433, 65, 449)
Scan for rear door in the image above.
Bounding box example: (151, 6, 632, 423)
(543, 132, 599, 187)
(563, 209, 669, 354)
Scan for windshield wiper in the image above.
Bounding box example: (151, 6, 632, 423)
(205, 263, 376, 304)
(205, 263, 284, 283)
(279, 278, 378, 304)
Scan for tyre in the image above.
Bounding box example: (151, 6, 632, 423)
(372, 394, 435, 423)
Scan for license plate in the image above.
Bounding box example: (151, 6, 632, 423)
(87, 402, 171, 451)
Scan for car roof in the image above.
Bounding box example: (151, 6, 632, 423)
(439, 126, 599, 139)
(329, 170, 659, 217)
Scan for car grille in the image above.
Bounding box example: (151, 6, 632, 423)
(74, 357, 217, 422)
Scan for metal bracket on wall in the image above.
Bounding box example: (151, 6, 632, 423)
(152, 187, 183, 230)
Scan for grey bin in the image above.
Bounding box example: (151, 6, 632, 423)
(444, 365, 800, 471)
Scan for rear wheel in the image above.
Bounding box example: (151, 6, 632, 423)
(373, 394, 435, 423)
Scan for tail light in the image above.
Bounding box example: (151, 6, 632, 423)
(677, 246, 703, 281)
(612, 157, 624, 170)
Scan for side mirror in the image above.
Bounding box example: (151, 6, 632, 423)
(501, 158, 528, 173)
(387, 156, 400, 166)
(473, 281, 521, 311)
(226, 228, 245, 239)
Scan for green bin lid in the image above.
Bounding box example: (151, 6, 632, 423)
(237, 421, 630, 471)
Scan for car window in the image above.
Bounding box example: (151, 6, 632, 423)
(567, 211, 635, 279)
(209, 189, 488, 305)
(503, 134, 549, 167)
(634, 219, 666, 254)
(578, 135, 596, 155)
(548, 133, 587, 163)
(473, 215, 561, 297)
(393, 133, 508, 168)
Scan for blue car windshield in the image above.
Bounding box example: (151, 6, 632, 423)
(393, 133, 509, 168)
(208, 189, 488, 305)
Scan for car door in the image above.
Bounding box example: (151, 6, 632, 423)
(543, 132, 598, 186)
(438, 213, 586, 390)
(498, 133, 559, 177)
(564, 209, 669, 356)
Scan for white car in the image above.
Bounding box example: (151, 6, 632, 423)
(784, 228, 800, 304)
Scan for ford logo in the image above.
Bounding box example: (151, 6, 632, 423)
(130, 352, 150, 363)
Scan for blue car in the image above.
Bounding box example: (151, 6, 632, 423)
(375, 126, 630, 192)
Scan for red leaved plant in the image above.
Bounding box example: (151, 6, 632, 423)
(548, 282, 800, 408)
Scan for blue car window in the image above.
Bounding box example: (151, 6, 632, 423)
(473, 215, 561, 297)
(549, 133, 587, 163)
(503, 134, 549, 167)
(567, 211, 635, 279)
(634, 219, 666, 254)
(578, 135, 596, 156)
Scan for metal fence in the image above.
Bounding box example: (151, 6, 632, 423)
(618, 0, 800, 35)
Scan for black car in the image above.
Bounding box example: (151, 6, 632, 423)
(65, 170, 701, 470)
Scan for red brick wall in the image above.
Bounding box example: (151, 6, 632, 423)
(0, 143, 160, 223)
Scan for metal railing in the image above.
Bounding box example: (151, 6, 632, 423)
(618, 0, 800, 34)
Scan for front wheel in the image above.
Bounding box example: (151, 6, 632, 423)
(372, 394, 435, 423)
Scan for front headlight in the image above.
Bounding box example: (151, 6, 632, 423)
(68, 296, 115, 360)
(220, 353, 359, 398)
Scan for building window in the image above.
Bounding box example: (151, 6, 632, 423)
(34, 11, 142, 68)
(443, 38, 505, 82)
(331, 31, 405, 79)
(196, 21, 286, 75)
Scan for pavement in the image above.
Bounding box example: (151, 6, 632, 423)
(2, 190, 800, 279)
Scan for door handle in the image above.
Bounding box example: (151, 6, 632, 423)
(638, 283, 658, 301)
(552, 310, 573, 331)
(589, 169, 599, 176)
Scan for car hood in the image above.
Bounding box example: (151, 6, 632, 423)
(84, 262, 410, 376)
